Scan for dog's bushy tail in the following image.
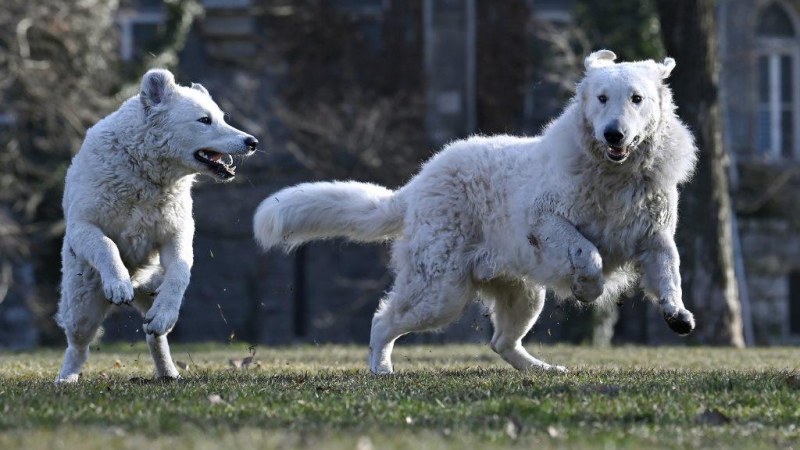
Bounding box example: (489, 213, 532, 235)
(253, 181, 405, 251)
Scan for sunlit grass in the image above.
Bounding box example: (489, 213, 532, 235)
(1, 344, 798, 449)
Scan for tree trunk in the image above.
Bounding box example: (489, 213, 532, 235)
(656, 0, 745, 346)
(476, 0, 529, 134)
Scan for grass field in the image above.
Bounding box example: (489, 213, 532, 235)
(0, 343, 798, 449)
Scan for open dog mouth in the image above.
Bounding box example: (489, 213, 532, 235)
(605, 145, 630, 163)
(194, 149, 236, 179)
(603, 135, 640, 163)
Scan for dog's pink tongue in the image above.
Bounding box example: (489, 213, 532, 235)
(208, 152, 222, 162)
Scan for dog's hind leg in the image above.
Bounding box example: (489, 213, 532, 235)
(369, 279, 473, 375)
(143, 333, 180, 379)
(369, 246, 475, 375)
(481, 279, 566, 372)
(130, 265, 180, 379)
(56, 255, 111, 383)
(368, 296, 402, 375)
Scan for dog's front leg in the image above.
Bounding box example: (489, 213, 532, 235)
(639, 232, 695, 335)
(143, 227, 193, 337)
(67, 220, 134, 304)
(533, 214, 605, 303)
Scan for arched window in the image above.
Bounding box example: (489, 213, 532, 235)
(756, 2, 800, 159)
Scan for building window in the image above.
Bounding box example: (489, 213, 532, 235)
(790, 271, 800, 335)
(116, 6, 165, 62)
(755, 2, 800, 159)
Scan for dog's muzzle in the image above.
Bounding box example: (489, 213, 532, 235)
(194, 149, 237, 179)
(603, 135, 639, 163)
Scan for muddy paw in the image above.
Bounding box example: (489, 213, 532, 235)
(664, 308, 695, 335)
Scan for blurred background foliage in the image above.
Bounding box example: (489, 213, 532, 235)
(0, 0, 782, 349)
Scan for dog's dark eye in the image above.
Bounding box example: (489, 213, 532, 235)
(631, 95, 643, 104)
(198, 116, 212, 125)
(598, 95, 608, 104)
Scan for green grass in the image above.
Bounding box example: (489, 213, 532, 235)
(1, 344, 798, 449)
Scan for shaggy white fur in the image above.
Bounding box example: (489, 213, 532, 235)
(254, 50, 698, 373)
(55, 69, 257, 383)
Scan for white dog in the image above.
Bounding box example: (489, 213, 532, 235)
(55, 69, 258, 383)
(253, 50, 697, 373)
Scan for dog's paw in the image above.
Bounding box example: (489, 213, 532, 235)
(143, 302, 180, 336)
(369, 358, 394, 375)
(520, 362, 568, 373)
(102, 277, 134, 305)
(664, 308, 695, 335)
(55, 374, 81, 384)
(370, 366, 394, 376)
(569, 246, 604, 303)
(571, 274, 605, 303)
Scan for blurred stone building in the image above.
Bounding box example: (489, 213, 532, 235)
(104, 0, 593, 347)
(3, 0, 799, 348)
(65, 0, 800, 346)
(719, 0, 800, 344)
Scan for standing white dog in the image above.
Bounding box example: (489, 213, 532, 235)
(253, 50, 697, 373)
(56, 69, 258, 383)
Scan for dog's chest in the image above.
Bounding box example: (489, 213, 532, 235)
(570, 180, 671, 266)
(104, 189, 189, 268)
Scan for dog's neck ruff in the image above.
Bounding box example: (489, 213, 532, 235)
(118, 126, 197, 190)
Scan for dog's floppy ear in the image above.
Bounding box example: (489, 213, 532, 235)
(584, 49, 617, 71)
(191, 82, 210, 97)
(140, 69, 176, 112)
(659, 57, 676, 79)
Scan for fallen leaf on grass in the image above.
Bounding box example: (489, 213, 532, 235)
(229, 356, 255, 369)
(505, 416, 521, 439)
(175, 361, 189, 370)
(113, 360, 122, 369)
(208, 394, 228, 406)
(356, 436, 373, 450)
(696, 408, 730, 425)
(106, 426, 126, 437)
(784, 373, 800, 389)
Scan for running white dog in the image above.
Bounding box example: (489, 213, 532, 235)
(55, 69, 258, 383)
(253, 50, 697, 373)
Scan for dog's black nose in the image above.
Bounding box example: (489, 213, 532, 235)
(603, 129, 624, 146)
(244, 136, 258, 151)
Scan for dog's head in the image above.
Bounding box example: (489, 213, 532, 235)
(139, 69, 258, 181)
(577, 50, 676, 164)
